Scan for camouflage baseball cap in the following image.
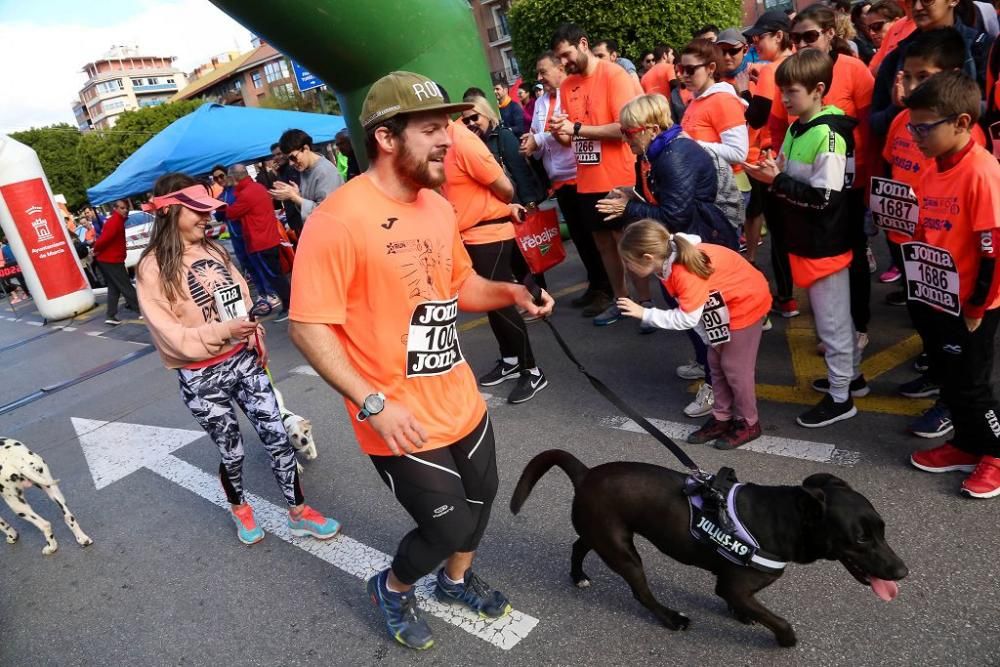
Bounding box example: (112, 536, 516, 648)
(360, 71, 473, 129)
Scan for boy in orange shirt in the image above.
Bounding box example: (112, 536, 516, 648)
(906, 71, 1000, 499)
(878, 28, 987, 439)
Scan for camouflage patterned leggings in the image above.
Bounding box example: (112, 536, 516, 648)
(178, 347, 303, 506)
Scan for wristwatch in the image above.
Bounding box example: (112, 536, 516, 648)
(573, 121, 583, 137)
(356, 392, 386, 421)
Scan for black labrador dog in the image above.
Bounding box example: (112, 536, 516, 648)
(511, 450, 909, 647)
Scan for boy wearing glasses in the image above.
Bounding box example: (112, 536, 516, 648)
(879, 29, 987, 439)
(906, 71, 1000, 498)
(744, 49, 863, 428)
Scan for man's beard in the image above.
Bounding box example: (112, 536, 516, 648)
(394, 138, 445, 189)
(567, 52, 588, 74)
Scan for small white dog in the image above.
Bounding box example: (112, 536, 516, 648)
(272, 387, 318, 474)
(0, 438, 93, 555)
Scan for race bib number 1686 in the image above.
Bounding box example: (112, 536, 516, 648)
(406, 297, 465, 377)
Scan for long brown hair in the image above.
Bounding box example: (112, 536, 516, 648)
(618, 220, 714, 279)
(138, 172, 231, 302)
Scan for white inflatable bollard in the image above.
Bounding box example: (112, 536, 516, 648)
(0, 135, 94, 321)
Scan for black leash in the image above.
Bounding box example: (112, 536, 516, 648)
(525, 279, 703, 475)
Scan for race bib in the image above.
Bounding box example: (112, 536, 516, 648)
(870, 177, 918, 238)
(573, 137, 602, 165)
(406, 297, 465, 377)
(701, 290, 731, 346)
(901, 242, 961, 316)
(213, 283, 247, 321)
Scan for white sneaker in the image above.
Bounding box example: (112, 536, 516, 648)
(676, 361, 706, 380)
(684, 383, 714, 418)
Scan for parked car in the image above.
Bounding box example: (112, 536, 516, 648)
(123, 209, 224, 268)
(123, 210, 154, 269)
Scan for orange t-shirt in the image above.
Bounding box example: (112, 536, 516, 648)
(771, 53, 874, 185)
(442, 121, 515, 245)
(682, 87, 749, 173)
(641, 62, 675, 97)
(560, 58, 638, 194)
(724, 73, 764, 164)
(881, 109, 987, 244)
(663, 243, 772, 329)
(753, 54, 789, 153)
(869, 17, 916, 75)
(914, 143, 1000, 308)
(288, 174, 486, 456)
(789, 252, 853, 288)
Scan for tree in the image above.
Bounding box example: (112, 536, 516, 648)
(508, 0, 742, 74)
(77, 99, 203, 195)
(10, 124, 86, 210)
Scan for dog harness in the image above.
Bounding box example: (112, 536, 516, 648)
(684, 468, 787, 574)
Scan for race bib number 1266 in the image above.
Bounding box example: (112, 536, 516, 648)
(406, 297, 465, 377)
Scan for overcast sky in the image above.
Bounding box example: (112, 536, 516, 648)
(0, 0, 254, 133)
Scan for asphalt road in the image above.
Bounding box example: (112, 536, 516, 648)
(0, 240, 997, 666)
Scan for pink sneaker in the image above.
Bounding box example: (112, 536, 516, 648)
(879, 266, 902, 283)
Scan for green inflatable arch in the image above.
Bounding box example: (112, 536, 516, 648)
(208, 0, 496, 166)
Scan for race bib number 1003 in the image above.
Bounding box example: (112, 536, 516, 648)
(901, 241, 961, 316)
(870, 177, 918, 238)
(406, 297, 465, 377)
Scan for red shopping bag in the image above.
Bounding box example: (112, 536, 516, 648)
(514, 207, 565, 274)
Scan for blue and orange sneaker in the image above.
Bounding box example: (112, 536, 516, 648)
(288, 505, 340, 540)
(366, 568, 434, 650)
(435, 568, 512, 618)
(231, 503, 264, 545)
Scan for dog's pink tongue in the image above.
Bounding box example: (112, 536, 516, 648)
(870, 577, 898, 602)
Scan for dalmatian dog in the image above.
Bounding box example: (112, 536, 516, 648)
(272, 387, 318, 474)
(0, 438, 93, 555)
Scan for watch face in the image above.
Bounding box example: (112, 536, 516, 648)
(365, 394, 384, 414)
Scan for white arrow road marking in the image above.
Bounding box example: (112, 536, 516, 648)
(601, 416, 861, 466)
(288, 365, 506, 407)
(73, 417, 538, 650)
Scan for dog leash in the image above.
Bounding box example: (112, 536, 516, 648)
(525, 279, 704, 475)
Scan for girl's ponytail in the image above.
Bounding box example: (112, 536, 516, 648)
(673, 234, 714, 279)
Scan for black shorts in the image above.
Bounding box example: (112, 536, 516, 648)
(578, 191, 631, 232)
(369, 411, 498, 584)
(746, 175, 766, 219)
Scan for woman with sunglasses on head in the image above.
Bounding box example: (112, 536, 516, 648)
(870, 0, 994, 136)
(137, 173, 340, 546)
(768, 4, 876, 350)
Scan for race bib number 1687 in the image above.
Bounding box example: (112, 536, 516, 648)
(406, 297, 465, 377)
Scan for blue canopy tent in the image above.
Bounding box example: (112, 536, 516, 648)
(87, 103, 346, 204)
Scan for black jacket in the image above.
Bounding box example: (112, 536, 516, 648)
(484, 124, 547, 206)
(770, 113, 858, 259)
(624, 128, 738, 249)
(499, 101, 527, 136)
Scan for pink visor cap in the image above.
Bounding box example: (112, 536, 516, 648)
(143, 184, 225, 213)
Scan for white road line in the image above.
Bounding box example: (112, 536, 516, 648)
(24, 320, 43, 326)
(157, 457, 539, 650)
(86, 331, 103, 337)
(74, 416, 537, 650)
(289, 365, 504, 407)
(601, 415, 861, 466)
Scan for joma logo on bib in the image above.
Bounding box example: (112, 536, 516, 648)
(406, 297, 465, 377)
